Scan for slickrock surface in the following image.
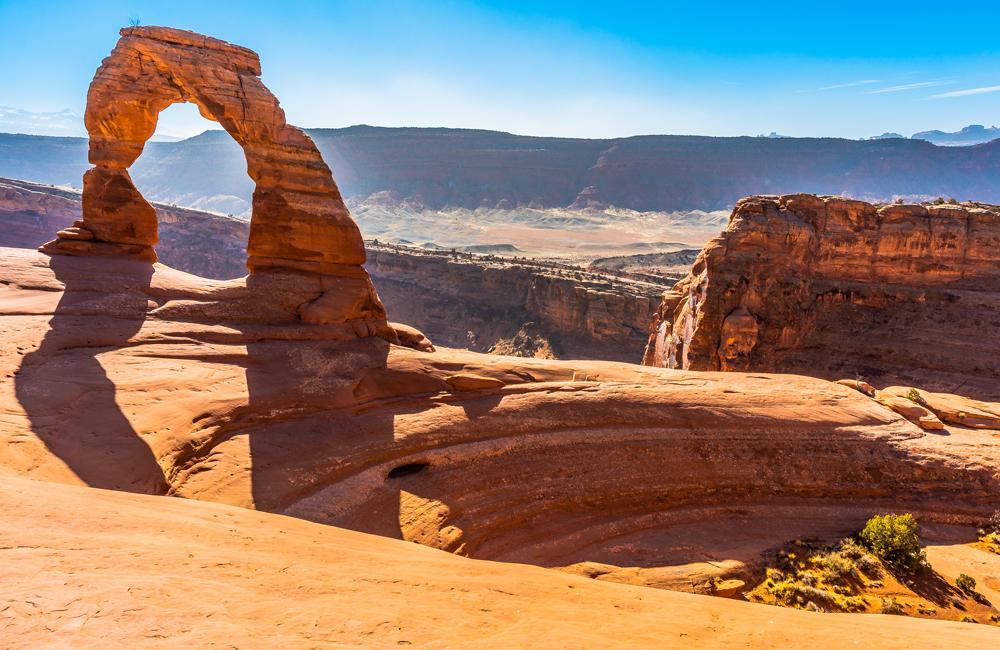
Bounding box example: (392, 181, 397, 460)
(2, 248, 997, 568)
(644, 195, 1000, 400)
(2, 474, 998, 648)
(40, 26, 387, 333)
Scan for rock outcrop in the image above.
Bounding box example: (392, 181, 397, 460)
(643, 195, 1000, 400)
(367, 244, 666, 361)
(38, 27, 387, 335)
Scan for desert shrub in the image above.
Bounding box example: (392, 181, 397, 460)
(956, 573, 977, 593)
(981, 531, 1000, 554)
(804, 601, 824, 613)
(838, 538, 866, 560)
(881, 597, 904, 615)
(856, 554, 882, 577)
(860, 513, 924, 568)
(905, 387, 922, 403)
(814, 552, 857, 584)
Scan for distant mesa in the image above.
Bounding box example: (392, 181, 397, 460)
(868, 132, 904, 140)
(911, 124, 1000, 146)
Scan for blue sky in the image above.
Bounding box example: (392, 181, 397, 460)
(1, 0, 998, 139)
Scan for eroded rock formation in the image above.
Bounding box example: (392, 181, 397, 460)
(367, 244, 665, 361)
(39, 27, 387, 335)
(643, 195, 1000, 400)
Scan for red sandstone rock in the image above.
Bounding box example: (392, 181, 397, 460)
(444, 373, 507, 391)
(390, 322, 435, 352)
(835, 379, 877, 397)
(874, 393, 946, 431)
(881, 387, 1000, 430)
(37, 27, 389, 333)
(643, 195, 1000, 400)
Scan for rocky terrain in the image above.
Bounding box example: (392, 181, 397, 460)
(6, 474, 999, 648)
(368, 244, 667, 360)
(2, 25, 999, 647)
(643, 195, 1000, 400)
(1, 177, 667, 361)
(588, 249, 701, 279)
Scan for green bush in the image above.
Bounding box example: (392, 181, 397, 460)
(860, 513, 924, 568)
(905, 387, 922, 403)
(956, 573, 976, 593)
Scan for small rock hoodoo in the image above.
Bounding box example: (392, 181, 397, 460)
(41, 26, 388, 332)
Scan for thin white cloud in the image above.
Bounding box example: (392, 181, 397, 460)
(867, 81, 950, 94)
(0, 106, 84, 136)
(816, 79, 881, 91)
(931, 85, 1000, 99)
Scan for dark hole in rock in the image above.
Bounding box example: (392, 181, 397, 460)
(387, 462, 430, 479)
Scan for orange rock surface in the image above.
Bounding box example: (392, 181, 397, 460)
(2, 248, 998, 562)
(644, 195, 1000, 400)
(40, 26, 387, 332)
(3, 472, 998, 648)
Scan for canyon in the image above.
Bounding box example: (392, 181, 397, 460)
(2, 25, 998, 647)
(643, 195, 1000, 401)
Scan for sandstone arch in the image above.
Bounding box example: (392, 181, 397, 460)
(44, 26, 388, 331)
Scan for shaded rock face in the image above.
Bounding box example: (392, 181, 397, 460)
(367, 245, 664, 361)
(643, 195, 1000, 399)
(39, 26, 387, 332)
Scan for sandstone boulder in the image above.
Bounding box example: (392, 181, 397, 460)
(881, 387, 1000, 430)
(874, 393, 946, 431)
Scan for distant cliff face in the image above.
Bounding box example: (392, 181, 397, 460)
(1, 177, 662, 361)
(367, 245, 666, 361)
(3, 128, 999, 216)
(643, 195, 1000, 399)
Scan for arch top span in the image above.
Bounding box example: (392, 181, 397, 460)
(43, 26, 391, 335)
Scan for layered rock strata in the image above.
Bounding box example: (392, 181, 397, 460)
(2, 248, 997, 573)
(643, 195, 1000, 400)
(367, 244, 666, 361)
(39, 26, 387, 334)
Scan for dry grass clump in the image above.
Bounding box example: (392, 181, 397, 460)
(978, 511, 1000, 555)
(747, 539, 880, 613)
